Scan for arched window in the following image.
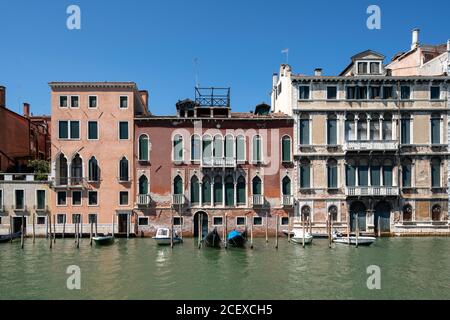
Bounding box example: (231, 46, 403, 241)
(57, 153, 68, 185)
(327, 114, 337, 145)
(327, 158, 338, 188)
(300, 159, 310, 189)
(301, 205, 311, 220)
(225, 175, 234, 206)
(370, 114, 380, 140)
(138, 134, 149, 161)
(346, 159, 356, 187)
(382, 114, 392, 140)
(119, 157, 129, 182)
(202, 176, 211, 206)
(173, 134, 183, 161)
(139, 175, 148, 195)
(431, 158, 441, 188)
(252, 176, 262, 195)
(281, 136, 291, 162)
(190, 176, 200, 204)
(191, 135, 201, 161)
(357, 114, 367, 140)
(431, 204, 441, 221)
(214, 176, 223, 205)
(88, 156, 99, 182)
(282, 176, 291, 195)
(213, 135, 223, 159)
(236, 176, 246, 205)
(402, 158, 412, 187)
(202, 135, 212, 164)
(370, 159, 381, 187)
(403, 204, 412, 222)
(252, 135, 262, 163)
(345, 114, 355, 141)
(225, 135, 234, 159)
(236, 135, 245, 162)
(329, 205, 338, 222)
(71, 154, 82, 185)
(383, 159, 393, 187)
(299, 114, 310, 145)
(359, 159, 369, 187)
(173, 175, 183, 195)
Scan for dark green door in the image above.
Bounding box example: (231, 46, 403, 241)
(374, 202, 391, 233)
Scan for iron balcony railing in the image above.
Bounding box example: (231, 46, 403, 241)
(345, 186, 399, 196)
(201, 157, 236, 167)
(53, 177, 86, 187)
(172, 194, 185, 205)
(137, 194, 151, 206)
(281, 195, 294, 206)
(343, 140, 398, 151)
(251, 194, 265, 206)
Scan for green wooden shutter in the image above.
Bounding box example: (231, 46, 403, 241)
(282, 137, 291, 162)
(139, 176, 148, 195)
(359, 166, 368, 186)
(236, 137, 245, 161)
(300, 165, 310, 188)
(214, 179, 223, 204)
(327, 119, 337, 145)
(383, 166, 393, 186)
(59, 121, 68, 139)
(371, 166, 381, 186)
(173, 176, 183, 195)
(328, 166, 337, 188)
(432, 161, 440, 187)
(139, 136, 148, 161)
(70, 121, 80, 139)
(346, 165, 356, 186)
(225, 179, 234, 206)
(300, 120, 309, 145)
(282, 177, 291, 195)
(236, 178, 246, 204)
(401, 119, 410, 144)
(252, 177, 262, 195)
(431, 119, 440, 144)
(225, 137, 233, 158)
(402, 164, 411, 187)
(202, 179, 211, 204)
(37, 190, 45, 210)
(190, 177, 199, 203)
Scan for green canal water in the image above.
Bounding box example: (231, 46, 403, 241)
(0, 237, 449, 300)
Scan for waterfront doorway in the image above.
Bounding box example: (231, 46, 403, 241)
(13, 216, 26, 234)
(350, 201, 366, 232)
(374, 201, 391, 234)
(118, 214, 128, 233)
(193, 211, 208, 238)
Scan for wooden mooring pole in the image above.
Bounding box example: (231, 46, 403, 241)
(275, 215, 278, 249)
(302, 215, 305, 248)
(32, 212, 35, 244)
(224, 214, 228, 249)
(288, 215, 291, 243)
(197, 212, 201, 249)
(53, 214, 56, 243)
(9, 215, 13, 243)
(49, 215, 52, 249)
(21, 215, 24, 249)
(250, 215, 254, 250)
(347, 213, 351, 245)
(90, 221, 93, 246)
(355, 215, 359, 248)
(265, 211, 268, 243)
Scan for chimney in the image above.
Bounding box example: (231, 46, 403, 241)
(272, 73, 279, 87)
(23, 103, 30, 117)
(411, 28, 420, 50)
(314, 68, 323, 76)
(447, 39, 450, 52)
(139, 90, 149, 109)
(0, 86, 5, 108)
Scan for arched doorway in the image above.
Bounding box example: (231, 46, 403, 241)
(350, 201, 366, 232)
(374, 201, 391, 234)
(431, 205, 442, 221)
(193, 211, 208, 238)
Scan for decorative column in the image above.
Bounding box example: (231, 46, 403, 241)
(199, 182, 203, 207)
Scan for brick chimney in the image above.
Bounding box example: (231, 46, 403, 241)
(139, 90, 149, 109)
(0, 86, 5, 108)
(23, 103, 30, 117)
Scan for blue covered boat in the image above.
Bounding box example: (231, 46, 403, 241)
(227, 229, 246, 247)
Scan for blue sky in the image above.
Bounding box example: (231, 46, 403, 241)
(0, 0, 449, 116)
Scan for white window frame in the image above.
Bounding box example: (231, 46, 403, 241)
(87, 121, 99, 141)
(297, 84, 312, 100)
(87, 190, 99, 207)
(212, 216, 223, 226)
(71, 190, 83, 207)
(253, 216, 263, 226)
(172, 134, 184, 162)
(56, 191, 67, 207)
(35, 189, 46, 210)
(119, 95, 129, 109)
(56, 214, 66, 225)
(58, 120, 80, 140)
(14, 188, 25, 210)
(70, 95, 80, 108)
(326, 85, 338, 100)
(138, 134, 150, 162)
(119, 191, 129, 206)
(118, 121, 129, 141)
(59, 95, 68, 108)
(251, 134, 263, 164)
(138, 216, 149, 226)
(235, 216, 247, 227)
(88, 95, 98, 109)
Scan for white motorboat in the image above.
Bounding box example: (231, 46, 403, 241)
(152, 228, 183, 245)
(332, 231, 376, 246)
(289, 229, 313, 245)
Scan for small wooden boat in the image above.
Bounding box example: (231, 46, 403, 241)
(92, 234, 115, 246)
(153, 228, 183, 246)
(332, 231, 376, 246)
(290, 229, 313, 245)
(227, 229, 246, 248)
(204, 227, 221, 248)
(0, 231, 22, 243)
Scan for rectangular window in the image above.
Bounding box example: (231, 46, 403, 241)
(370, 62, 380, 74)
(59, 96, 68, 108)
(88, 121, 98, 140)
(345, 120, 355, 141)
(72, 214, 81, 224)
(138, 217, 149, 226)
(236, 217, 246, 226)
(327, 86, 337, 100)
(213, 216, 223, 226)
(37, 217, 46, 225)
(72, 191, 82, 206)
(88, 191, 98, 206)
(119, 191, 129, 206)
(88, 96, 97, 108)
(300, 165, 310, 189)
(59, 121, 68, 139)
(371, 166, 381, 186)
(431, 118, 440, 144)
(430, 86, 440, 100)
(281, 217, 289, 225)
(328, 166, 338, 188)
(88, 214, 97, 224)
(369, 86, 381, 99)
(358, 62, 368, 74)
(236, 137, 245, 162)
(57, 191, 67, 206)
(119, 122, 129, 140)
(401, 86, 411, 100)
(359, 166, 369, 187)
(15, 190, 24, 210)
(70, 96, 79, 108)
(70, 121, 80, 139)
(347, 86, 367, 100)
(382, 86, 394, 99)
(253, 217, 263, 226)
(299, 119, 310, 145)
(36, 190, 46, 210)
(402, 165, 411, 188)
(327, 119, 337, 145)
(298, 86, 310, 100)
(401, 119, 410, 144)
(346, 165, 356, 186)
(432, 162, 441, 188)
(57, 214, 66, 224)
(173, 217, 183, 226)
(120, 96, 128, 108)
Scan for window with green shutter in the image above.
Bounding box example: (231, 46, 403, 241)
(282, 136, 291, 162)
(371, 166, 381, 186)
(299, 119, 310, 145)
(431, 159, 441, 187)
(59, 121, 68, 139)
(36, 190, 45, 210)
(214, 176, 223, 205)
(173, 135, 183, 161)
(252, 135, 262, 162)
(202, 137, 212, 162)
(139, 135, 149, 161)
(327, 159, 338, 188)
(252, 176, 262, 195)
(346, 164, 356, 186)
(88, 121, 98, 140)
(190, 176, 199, 204)
(431, 118, 440, 144)
(213, 136, 223, 158)
(173, 176, 183, 195)
(300, 162, 310, 189)
(236, 176, 246, 205)
(402, 162, 412, 187)
(383, 165, 393, 186)
(282, 176, 291, 195)
(359, 166, 368, 187)
(70, 121, 80, 139)
(401, 119, 410, 144)
(119, 122, 128, 140)
(202, 177, 211, 205)
(191, 135, 201, 161)
(225, 135, 234, 158)
(327, 119, 337, 145)
(225, 176, 234, 206)
(236, 136, 245, 161)
(139, 175, 148, 195)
